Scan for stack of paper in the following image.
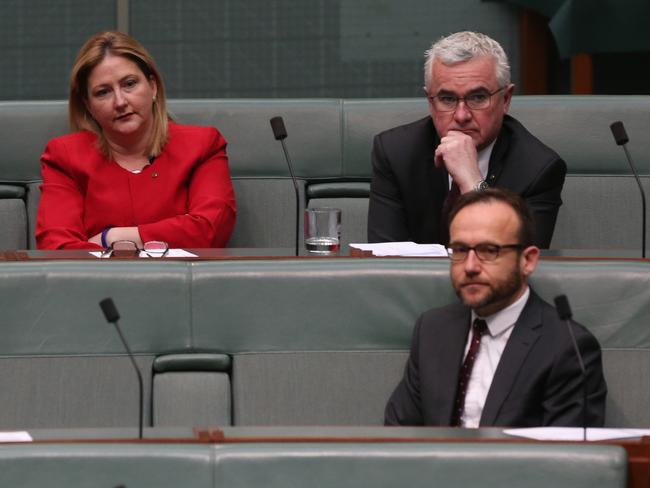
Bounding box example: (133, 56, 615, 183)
(504, 427, 650, 441)
(349, 242, 448, 257)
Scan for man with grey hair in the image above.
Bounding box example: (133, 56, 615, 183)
(368, 31, 566, 248)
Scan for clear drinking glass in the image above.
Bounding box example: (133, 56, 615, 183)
(304, 207, 341, 255)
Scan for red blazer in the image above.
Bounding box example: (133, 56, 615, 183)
(36, 122, 236, 250)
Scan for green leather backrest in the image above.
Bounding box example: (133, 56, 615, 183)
(0, 443, 213, 487)
(190, 259, 452, 352)
(341, 96, 650, 178)
(342, 98, 427, 177)
(534, 260, 650, 347)
(0, 261, 192, 429)
(510, 96, 650, 175)
(0, 442, 627, 488)
(212, 442, 627, 488)
(168, 99, 343, 178)
(0, 101, 67, 184)
(0, 261, 191, 355)
(1, 258, 649, 354)
(0, 258, 649, 427)
(4, 96, 650, 183)
(2, 96, 650, 250)
(189, 258, 650, 352)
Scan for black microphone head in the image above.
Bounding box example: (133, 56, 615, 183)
(610, 121, 629, 146)
(99, 298, 120, 323)
(270, 116, 287, 140)
(554, 295, 573, 321)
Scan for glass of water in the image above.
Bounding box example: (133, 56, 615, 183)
(304, 207, 341, 255)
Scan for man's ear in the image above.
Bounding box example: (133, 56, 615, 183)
(502, 83, 515, 113)
(520, 245, 539, 278)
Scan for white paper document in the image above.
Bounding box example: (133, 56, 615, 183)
(89, 249, 198, 259)
(0, 431, 32, 442)
(504, 427, 650, 441)
(139, 249, 198, 258)
(349, 242, 448, 257)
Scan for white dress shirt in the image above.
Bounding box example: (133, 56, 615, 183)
(460, 287, 530, 428)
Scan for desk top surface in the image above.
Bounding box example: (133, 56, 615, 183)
(0, 248, 648, 262)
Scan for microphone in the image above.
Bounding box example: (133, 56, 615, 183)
(270, 116, 300, 257)
(554, 295, 588, 441)
(99, 298, 144, 439)
(610, 121, 646, 258)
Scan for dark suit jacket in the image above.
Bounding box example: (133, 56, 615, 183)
(367, 115, 567, 248)
(385, 291, 607, 427)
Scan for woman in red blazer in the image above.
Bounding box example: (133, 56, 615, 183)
(36, 31, 236, 250)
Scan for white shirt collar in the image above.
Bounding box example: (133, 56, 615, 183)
(460, 286, 530, 428)
(472, 286, 530, 337)
(477, 139, 496, 180)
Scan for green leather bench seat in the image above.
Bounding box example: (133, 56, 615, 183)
(0, 101, 64, 249)
(168, 99, 342, 248)
(152, 353, 232, 427)
(533, 260, 650, 428)
(2, 97, 650, 249)
(0, 442, 627, 488)
(0, 258, 648, 429)
(0, 261, 191, 429)
(0, 184, 27, 249)
(509, 96, 650, 249)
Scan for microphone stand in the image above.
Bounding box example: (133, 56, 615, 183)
(112, 318, 144, 440)
(270, 116, 300, 256)
(622, 143, 646, 258)
(100, 298, 144, 439)
(610, 121, 646, 258)
(279, 138, 300, 257)
(554, 295, 588, 441)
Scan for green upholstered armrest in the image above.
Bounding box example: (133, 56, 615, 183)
(0, 184, 25, 198)
(307, 182, 370, 198)
(154, 353, 232, 372)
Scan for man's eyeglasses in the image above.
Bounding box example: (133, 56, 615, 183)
(428, 87, 506, 112)
(447, 243, 523, 262)
(101, 240, 169, 258)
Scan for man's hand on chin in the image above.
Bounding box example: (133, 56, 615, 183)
(434, 130, 482, 193)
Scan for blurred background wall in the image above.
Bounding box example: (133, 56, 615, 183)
(0, 0, 646, 100)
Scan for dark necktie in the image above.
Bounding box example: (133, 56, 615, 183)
(451, 318, 488, 427)
(439, 181, 460, 246)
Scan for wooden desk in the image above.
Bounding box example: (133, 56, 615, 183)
(1, 248, 648, 262)
(0, 248, 297, 261)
